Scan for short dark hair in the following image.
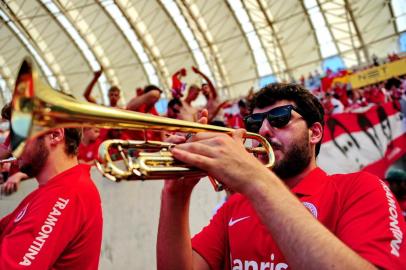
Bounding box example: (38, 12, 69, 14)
(1, 102, 11, 121)
(238, 99, 247, 108)
(144, 84, 162, 93)
(251, 83, 325, 156)
(64, 128, 82, 156)
(109, 86, 120, 94)
(168, 98, 182, 109)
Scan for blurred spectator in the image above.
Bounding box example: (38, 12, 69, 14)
(388, 52, 400, 62)
(364, 84, 387, 105)
(227, 99, 249, 129)
(192, 66, 226, 126)
(299, 75, 305, 86)
(78, 128, 102, 164)
(167, 98, 182, 119)
(127, 84, 162, 114)
(136, 87, 144, 97)
(372, 54, 379, 66)
(386, 169, 406, 220)
(0, 103, 29, 196)
(167, 81, 201, 122)
(346, 90, 368, 112)
(83, 69, 123, 108)
(83, 69, 134, 143)
(184, 84, 200, 106)
(322, 92, 344, 115)
(171, 68, 187, 98)
(333, 82, 350, 108)
(126, 85, 163, 141)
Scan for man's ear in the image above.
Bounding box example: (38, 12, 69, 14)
(309, 122, 323, 145)
(48, 128, 64, 146)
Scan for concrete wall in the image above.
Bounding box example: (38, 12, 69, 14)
(0, 167, 224, 269)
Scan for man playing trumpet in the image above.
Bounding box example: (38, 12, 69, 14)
(157, 83, 406, 269)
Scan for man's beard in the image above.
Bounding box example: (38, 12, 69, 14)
(271, 133, 312, 180)
(19, 138, 49, 178)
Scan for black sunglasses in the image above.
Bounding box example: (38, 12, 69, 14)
(244, 105, 303, 132)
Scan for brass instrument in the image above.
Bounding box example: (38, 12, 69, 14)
(10, 58, 274, 190)
(0, 157, 17, 164)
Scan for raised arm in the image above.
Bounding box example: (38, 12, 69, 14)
(172, 68, 187, 85)
(126, 88, 161, 112)
(207, 100, 230, 123)
(83, 69, 103, 104)
(192, 66, 218, 99)
(172, 68, 187, 98)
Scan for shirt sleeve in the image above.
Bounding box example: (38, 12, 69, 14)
(0, 192, 82, 270)
(192, 199, 230, 270)
(336, 172, 406, 270)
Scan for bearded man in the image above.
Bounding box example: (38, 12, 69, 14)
(0, 128, 102, 269)
(157, 83, 406, 269)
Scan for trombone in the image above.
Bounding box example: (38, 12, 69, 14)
(10, 57, 275, 190)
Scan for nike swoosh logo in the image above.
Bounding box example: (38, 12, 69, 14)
(14, 203, 29, 223)
(228, 216, 250, 226)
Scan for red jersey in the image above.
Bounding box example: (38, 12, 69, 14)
(78, 139, 102, 163)
(192, 168, 406, 269)
(125, 104, 162, 141)
(0, 164, 103, 269)
(225, 114, 245, 129)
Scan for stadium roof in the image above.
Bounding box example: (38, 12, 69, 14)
(0, 0, 405, 106)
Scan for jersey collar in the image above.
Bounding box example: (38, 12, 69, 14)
(291, 167, 329, 196)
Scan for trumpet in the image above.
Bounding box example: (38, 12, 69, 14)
(10, 57, 275, 190)
(0, 157, 17, 164)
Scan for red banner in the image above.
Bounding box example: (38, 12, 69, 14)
(318, 101, 406, 179)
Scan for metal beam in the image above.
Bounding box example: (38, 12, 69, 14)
(315, 0, 341, 56)
(179, 0, 230, 96)
(299, 0, 323, 65)
(224, 0, 259, 88)
(111, 1, 170, 93)
(255, 0, 291, 79)
(344, 0, 369, 64)
(387, 0, 400, 36)
(0, 2, 64, 90)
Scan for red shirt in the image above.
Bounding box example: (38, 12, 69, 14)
(192, 168, 406, 269)
(78, 139, 103, 163)
(0, 164, 103, 269)
(125, 104, 162, 141)
(225, 114, 245, 129)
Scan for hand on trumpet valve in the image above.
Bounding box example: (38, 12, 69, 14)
(163, 109, 209, 193)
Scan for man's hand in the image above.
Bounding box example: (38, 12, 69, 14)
(170, 129, 270, 194)
(1, 172, 28, 195)
(163, 110, 208, 194)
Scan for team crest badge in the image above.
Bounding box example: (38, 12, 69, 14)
(302, 202, 318, 218)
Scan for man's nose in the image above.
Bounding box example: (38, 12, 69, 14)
(259, 119, 274, 138)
